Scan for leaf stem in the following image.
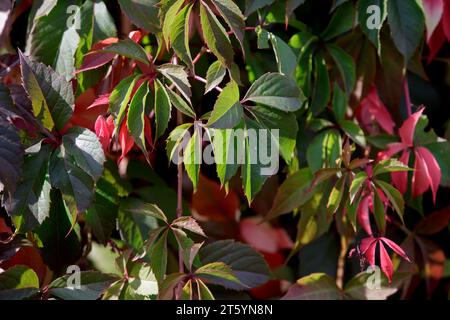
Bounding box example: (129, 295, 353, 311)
(193, 75, 223, 92)
(404, 76, 412, 117)
(336, 236, 348, 289)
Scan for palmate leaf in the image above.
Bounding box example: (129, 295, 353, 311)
(200, 1, 234, 68)
(6, 144, 52, 232)
(110, 74, 141, 130)
(321, 1, 355, 41)
(195, 262, 244, 289)
(269, 33, 297, 78)
(165, 86, 196, 119)
(150, 229, 169, 283)
(49, 127, 105, 214)
(245, 0, 275, 17)
(306, 129, 342, 173)
(19, 52, 74, 131)
(282, 273, 342, 300)
(311, 54, 330, 115)
(326, 44, 356, 94)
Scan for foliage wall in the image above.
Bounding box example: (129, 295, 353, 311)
(0, 0, 449, 300)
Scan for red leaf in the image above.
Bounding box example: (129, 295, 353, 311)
(239, 217, 293, 254)
(358, 88, 395, 134)
(69, 88, 109, 131)
(119, 119, 135, 162)
(416, 146, 441, 203)
(398, 107, 424, 147)
(427, 22, 446, 63)
(75, 51, 115, 74)
(377, 142, 407, 160)
(380, 237, 411, 263)
(0, 246, 47, 284)
(87, 94, 110, 110)
(443, 0, 450, 41)
(423, 0, 444, 41)
(391, 150, 410, 194)
(379, 241, 394, 283)
(412, 149, 431, 198)
(357, 195, 372, 235)
(94, 115, 114, 153)
(415, 206, 450, 235)
(362, 237, 377, 267)
(191, 175, 240, 222)
(143, 116, 153, 149)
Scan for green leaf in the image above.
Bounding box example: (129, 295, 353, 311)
(358, 0, 387, 50)
(375, 180, 404, 223)
(158, 64, 192, 102)
(127, 81, 149, 155)
(349, 172, 367, 203)
(0, 266, 40, 300)
(245, 0, 275, 17)
(154, 79, 172, 141)
(118, 199, 159, 251)
(426, 142, 450, 187)
(49, 127, 105, 213)
(167, 3, 193, 67)
(110, 75, 140, 129)
(26, 1, 81, 80)
(387, 0, 425, 61)
(150, 229, 169, 283)
(200, 1, 234, 68)
(120, 198, 168, 224)
(267, 168, 314, 219)
(373, 189, 386, 234)
(242, 72, 304, 112)
(19, 52, 74, 131)
(311, 55, 330, 115)
(269, 33, 297, 78)
(282, 273, 341, 300)
(196, 279, 215, 300)
(85, 178, 119, 244)
(332, 82, 347, 122)
(6, 144, 51, 232)
(158, 273, 186, 300)
(321, 2, 355, 41)
(340, 120, 366, 147)
(196, 262, 244, 289)
(102, 38, 149, 65)
(118, 0, 160, 34)
(326, 44, 356, 94)
(207, 81, 243, 129)
(211, 127, 242, 185)
(91, 1, 117, 44)
(0, 120, 23, 195)
(181, 279, 193, 300)
(306, 129, 342, 173)
(327, 175, 345, 217)
(49, 271, 117, 300)
(250, 104, 298, 163)
(166, 123, 193, 162)
(184, 126, 202, 190)
(172, 216, 206, 236)
(205, 61, 227, 93)
(35, 189, 82, 272)
(164, 86, 195, 119)
(125, 263, 158, 299)
(344, 271, 406, 300)
(372, 159, 410, 176)
(241, 119, 271, 202)
(211, 0, 245, 54)
(200, 240, 270, 290)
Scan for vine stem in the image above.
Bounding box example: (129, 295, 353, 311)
(404, 76, 412, 117)
(336, 236, 348, 289)
(193, 75, 223, 92)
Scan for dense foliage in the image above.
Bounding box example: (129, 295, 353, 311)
(0, 0, 449, 300)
